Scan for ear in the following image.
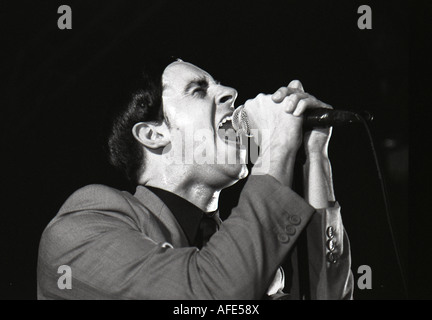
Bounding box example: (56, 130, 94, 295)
(132, 122, 170, 149)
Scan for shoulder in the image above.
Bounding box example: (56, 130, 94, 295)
(65, 183, 128, 203)
(59, 184, 136, 214)
(41, 184, 142, 237)
(50, 184, 164, 233)
(39, 185, 141, 258)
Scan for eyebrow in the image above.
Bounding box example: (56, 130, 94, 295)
(184, 76, 209, 94)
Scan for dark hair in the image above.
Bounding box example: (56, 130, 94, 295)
(108, 57, 176, 183)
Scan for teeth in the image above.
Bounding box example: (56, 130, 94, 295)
(218, 116, 232, 128)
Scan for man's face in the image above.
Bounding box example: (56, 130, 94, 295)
(161, 61, 248, 188)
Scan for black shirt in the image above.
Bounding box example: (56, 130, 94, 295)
(146, 186, 220, 248)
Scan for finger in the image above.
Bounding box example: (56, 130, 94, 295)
(321, 101, 333, 109)
(293, 97, 321, 116)
(271, 87, 289, 102)
(312, 99, 333, 110)
(293, 97, 334, 116)
(271, 86, 299, 102)
(288, 80, 304, 92)
(284, 92, 309, 113)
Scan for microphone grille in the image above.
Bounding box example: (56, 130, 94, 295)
(232, 106, 251, 136)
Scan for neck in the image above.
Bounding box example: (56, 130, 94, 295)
(141, 168, 221, 212)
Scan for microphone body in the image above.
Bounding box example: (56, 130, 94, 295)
(301, 109, 365, 128)
(232, 106, 372, 136)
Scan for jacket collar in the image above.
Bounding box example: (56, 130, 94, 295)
(134, 185, 190, 247)
(145, 186, 206, 246)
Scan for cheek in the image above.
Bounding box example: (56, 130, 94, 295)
(169, 107, 213, 132)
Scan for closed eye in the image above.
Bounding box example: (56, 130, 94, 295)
(192, 87, 207, 97)
(185, 77, 209, 97)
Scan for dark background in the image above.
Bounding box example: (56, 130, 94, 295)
(0, 0, 428, 299)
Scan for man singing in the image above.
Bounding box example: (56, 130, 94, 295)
(37, 58, 353, 299)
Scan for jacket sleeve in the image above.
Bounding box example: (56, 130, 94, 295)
(305, 202, 354, 300)
(37, 174, 316, 300)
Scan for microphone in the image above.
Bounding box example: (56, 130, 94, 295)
(232, 106, 373, 136)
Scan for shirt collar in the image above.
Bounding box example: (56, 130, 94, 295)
(145, 186, 219, 246)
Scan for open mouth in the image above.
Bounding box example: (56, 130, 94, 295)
(217, 115, 240, 145)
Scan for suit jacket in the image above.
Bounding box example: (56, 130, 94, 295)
(37, 174, 353, 300)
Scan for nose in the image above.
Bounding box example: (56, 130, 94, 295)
(216, 86, 238, 106)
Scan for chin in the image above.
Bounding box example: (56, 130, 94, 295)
(237, 164, 249, 180)
(208, 138, 248, 187)
(222, 163, 249, 188)
(200, 162, 247, 190)
(228, 148, 249, 181)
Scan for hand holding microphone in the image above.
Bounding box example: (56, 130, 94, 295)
(233, 80, 371, 156)
(272, 80, 333, 157)
(234, 90, 305, 155)
(233, 80, 332, 186)
(233, 80, 333, 153)
(232, 80, 350, 186)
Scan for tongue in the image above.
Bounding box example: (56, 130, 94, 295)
(217, 121, 237, 143)
(220, 121, 233, 131)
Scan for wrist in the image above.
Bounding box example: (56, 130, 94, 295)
(252, 148, 297, 187)
(305, 150, 329, 161)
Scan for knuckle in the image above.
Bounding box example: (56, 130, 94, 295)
(286, 95, 295, 103)
(290, 93, 303, 100)
(302, 97, 312, 105)
(244, 98, 253, 106)
(283, 99, 294, 109)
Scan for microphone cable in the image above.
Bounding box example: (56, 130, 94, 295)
(357, 113, 409, 298)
